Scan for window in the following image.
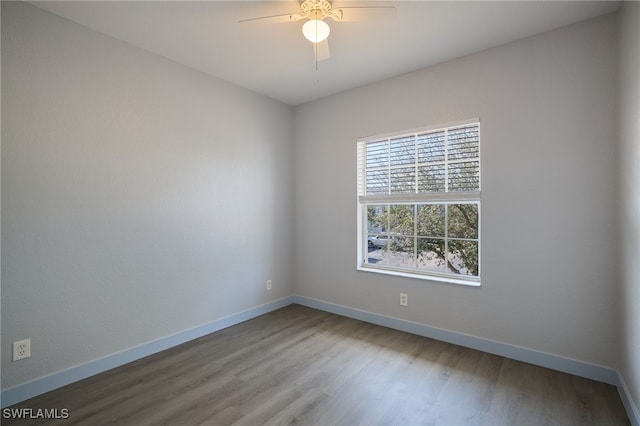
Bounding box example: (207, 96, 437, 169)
(357, 120, 480, 285)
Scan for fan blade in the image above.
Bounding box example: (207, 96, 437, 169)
(313, 39, 330, 62)
(239, 13, 302, 24)
(331, 6, 396, 22)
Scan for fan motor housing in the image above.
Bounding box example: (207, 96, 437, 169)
(300, 0, 333, 19)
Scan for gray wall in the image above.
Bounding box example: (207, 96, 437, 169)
(293, 14, 618, 368)
(1, 2, 293, 389)
(1, 0, 630, 403)
(618, 1, 640, 416)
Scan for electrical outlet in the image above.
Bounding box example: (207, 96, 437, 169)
(400, 293, 408, 307)
(266, 280, 272, 291)
(13, 339, 31, 361)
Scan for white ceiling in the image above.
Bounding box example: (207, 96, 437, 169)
(30, 1, 620, 106)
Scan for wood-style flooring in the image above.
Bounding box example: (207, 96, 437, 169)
(3, 304, 629, 425)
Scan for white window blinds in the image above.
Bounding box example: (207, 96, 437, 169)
(357, 121, 480, 202)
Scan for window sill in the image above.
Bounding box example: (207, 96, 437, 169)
(357, 265, 481, 287)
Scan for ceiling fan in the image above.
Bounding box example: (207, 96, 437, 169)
(240, 0, 396, 63)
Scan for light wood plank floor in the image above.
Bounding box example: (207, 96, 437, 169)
(4, 304, 629, 425)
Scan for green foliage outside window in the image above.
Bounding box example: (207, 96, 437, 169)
(367, 203, 478, 276)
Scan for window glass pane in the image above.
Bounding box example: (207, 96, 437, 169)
(366, 140, 388, 168)
(390, 204, 414, 236)
(367, 205, 388, 234)
(417, 164, 445, 193)
(417, 204, 445, 237)
(447, 240, 479, 276)
(366, 169, 388, 194)
(366, 234, 388, 265)
(448, 161, 479, 191)
(417, 238, 446, 273)
(448, 126, 479, 160)
(367, 206, 389, 265)
(374, 237, 415, 268)
(417, 131, 445, 163)
(389, 136, 415, 166)
(390, 167, 415, 194)
(447, 204, 478, 239)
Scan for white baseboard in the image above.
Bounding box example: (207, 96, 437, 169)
(4, 294, 636, 425)
(1, 296, 293, 408)
(617, 372, 640, 426)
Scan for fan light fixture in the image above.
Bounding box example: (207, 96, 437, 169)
(240, 0, 397, 63)
(302, 19, 330, 43)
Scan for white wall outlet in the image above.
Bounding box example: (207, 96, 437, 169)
(13, 338, 31, 361)
(266, 280, 272, 291)
(400, 293, 408, 307)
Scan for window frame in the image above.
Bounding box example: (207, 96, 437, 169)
(356, 119, 481, 286)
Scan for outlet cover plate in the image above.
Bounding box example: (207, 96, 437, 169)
(13, 338, 31, 361)
(400, 293, 408, 306)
